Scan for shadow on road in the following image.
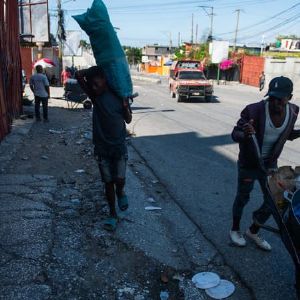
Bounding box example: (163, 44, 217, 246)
(131, 130, 297, 300)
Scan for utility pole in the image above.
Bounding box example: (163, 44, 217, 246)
(210, 7, 214, 41)
(191, 13, 194, 44)
(178, 32, 181, 47)
(195, 24, 198, 45)
(57, 0, 64, 84)
(169, 32, 172, 57)
(233, 9, 241, 52)
(199, 6, 214, 42)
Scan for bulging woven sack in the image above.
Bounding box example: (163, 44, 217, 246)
(73, 0, 133, 98)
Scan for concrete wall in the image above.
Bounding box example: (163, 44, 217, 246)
(264, 57, 300, 98)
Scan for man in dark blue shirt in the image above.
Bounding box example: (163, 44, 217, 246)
(76, 66, 132, 231)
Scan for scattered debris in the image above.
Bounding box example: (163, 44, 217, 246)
(147, 197, 156, 203)
(152, 180, 159, 184)
(49, 129, 64, 134)
(22, 157, 29, 161)
(118, 287, 135, 295)
(160, 291, 169, 300)
(70, 199, 81, 205)
(145, 206, 162, 211)
(41, 155, 49, 160)
(173, 273, 185, 282)
(205, 279, 235, 299)
(76, 139, 85, 145)
(192, 272, 220, 289)
(161, 271, 169, 284)
(75, 169, 85, 174)
(83, 131, 92, 140)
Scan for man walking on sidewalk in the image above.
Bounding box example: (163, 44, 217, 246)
(259, 71, 266, 92)
(230, 76, 300, 251)
(30, 65, 50, 122)
(76, 66, 132, 231)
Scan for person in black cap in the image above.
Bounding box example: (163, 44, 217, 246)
(229, 76, 300, 250)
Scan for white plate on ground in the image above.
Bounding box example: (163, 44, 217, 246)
(205, 279, 235, 299)
(192, 272, 221, 289)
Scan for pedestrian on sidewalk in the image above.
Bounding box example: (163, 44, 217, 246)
(230, 76, 300, 251)
(29, 65, 50, 122)
(76, 66, 132, 231)
(259, 71, 266, 92)
(61, 66, 72, 87)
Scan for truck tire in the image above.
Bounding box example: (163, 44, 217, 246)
(83, 99, 92, 109)
(205, 95, 212, 102)
(177, 94, 183, 103)
(170, 89, 175, 98)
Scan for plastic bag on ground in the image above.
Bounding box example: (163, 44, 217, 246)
(73, 0, 133, 98)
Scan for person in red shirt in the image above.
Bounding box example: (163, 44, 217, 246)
(61, 66, 72, 86)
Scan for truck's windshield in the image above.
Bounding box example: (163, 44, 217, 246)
(178, 71, 206, 80)
(177, 62, 199, 69)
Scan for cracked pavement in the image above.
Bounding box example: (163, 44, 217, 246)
(0, 86, 252, 299)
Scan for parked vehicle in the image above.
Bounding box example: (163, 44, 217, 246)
(170, 69, 213, 102)
(169, 59, 203, 80)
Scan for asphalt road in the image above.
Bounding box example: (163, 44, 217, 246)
(129, 80, 300, 300)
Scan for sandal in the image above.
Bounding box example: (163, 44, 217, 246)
(117, 195, 129, 211)
(103, 217, 118, 232)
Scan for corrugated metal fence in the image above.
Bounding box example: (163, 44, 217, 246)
(240, 56, 265, 87)
(0, 0, 22, 142)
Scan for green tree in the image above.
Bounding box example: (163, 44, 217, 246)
(79, 40, 91, 50)
(193, 44, 209, 60)
(123, 46, 142, 64)
(174, 46, 186, 59)
(276, 34, 300, 40)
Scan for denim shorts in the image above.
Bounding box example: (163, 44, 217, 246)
(96, 154, 128, 183)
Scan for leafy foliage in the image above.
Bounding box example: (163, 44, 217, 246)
(123, 46, 142, 64)
(276, 34, 300, 40)
(79, 40, 91, 50)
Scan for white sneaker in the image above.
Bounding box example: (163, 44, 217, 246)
(246, 229, 272, 251)
(230, 230, 246, 247)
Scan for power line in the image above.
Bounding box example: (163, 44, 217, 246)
(107, 0, 212, 10)
(229, 11, 300, 42)
(216, 2, 300, 36)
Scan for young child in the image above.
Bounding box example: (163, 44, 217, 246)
(76, 66, 132, 231)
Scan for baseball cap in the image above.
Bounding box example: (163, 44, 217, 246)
(265, 76, 293, 99)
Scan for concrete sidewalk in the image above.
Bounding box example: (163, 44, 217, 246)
(0, 88, 251, 299)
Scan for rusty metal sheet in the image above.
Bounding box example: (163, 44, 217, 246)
(0, 0, 22, 141)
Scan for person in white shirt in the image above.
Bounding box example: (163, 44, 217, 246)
(30, 65, 50, 122)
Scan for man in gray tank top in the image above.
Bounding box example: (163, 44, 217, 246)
(230, 76, 300, 250)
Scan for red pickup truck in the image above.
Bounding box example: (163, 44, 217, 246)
(170, 69, 213, 102)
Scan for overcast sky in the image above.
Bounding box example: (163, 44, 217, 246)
(48, 0, 300, 47)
